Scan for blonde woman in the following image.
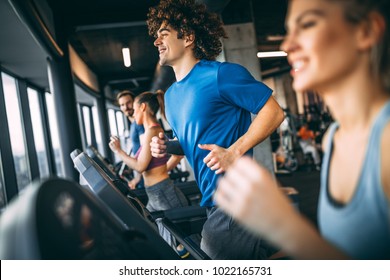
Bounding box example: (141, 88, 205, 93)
(215, 0, 390, 259)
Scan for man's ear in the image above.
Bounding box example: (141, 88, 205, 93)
(356, 11, 385, 51)
(184, 33, 195, 47)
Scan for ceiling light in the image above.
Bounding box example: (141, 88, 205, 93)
(122, 47, 131, 67)
(257, 51, 287, 58)
(266, 35, 285, 41)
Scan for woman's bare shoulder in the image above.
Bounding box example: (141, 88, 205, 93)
(381, 121, 390, 200)
(149, 125, 164, 136)
(144, 125, 163, 136)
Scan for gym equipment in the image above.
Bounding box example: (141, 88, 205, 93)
(71, 151, 209, 260)
(84, 146, 202, 206)
(0, 177, 179, 259)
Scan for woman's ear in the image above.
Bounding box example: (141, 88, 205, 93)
(356, 11, 385, 51)
(140, 102, 146, 112)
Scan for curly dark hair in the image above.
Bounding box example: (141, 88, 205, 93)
(147, 0, 227, 60)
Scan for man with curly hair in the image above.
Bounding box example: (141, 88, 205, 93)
(147, 0, 284, 259)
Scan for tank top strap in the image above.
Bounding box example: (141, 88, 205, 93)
(149, 123, 161, 128)
(324, 122, 339, 155)
(370, 101, 390, 141)
(320, 121, 339, 196)
(362, 100, 390, 178)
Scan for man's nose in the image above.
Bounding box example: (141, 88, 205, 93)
(154, 37, 161, 47)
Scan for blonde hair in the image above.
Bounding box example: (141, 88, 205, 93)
(328, 0, 390, 92)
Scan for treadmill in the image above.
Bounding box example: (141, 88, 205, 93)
(71, 150, 209, 260)
(0, 177, 179, 259)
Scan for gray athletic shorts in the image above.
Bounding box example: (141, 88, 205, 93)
(145, 178, 188, 212)
(200, 206, 278, 259)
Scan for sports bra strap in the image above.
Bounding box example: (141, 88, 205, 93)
(150, 123, 160, 128)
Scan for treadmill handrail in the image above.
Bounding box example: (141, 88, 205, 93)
(161, 217, 210, 260)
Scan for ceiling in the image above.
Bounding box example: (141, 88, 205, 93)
(0, 0, 289, 95)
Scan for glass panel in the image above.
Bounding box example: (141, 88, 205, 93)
(108, 109, 118, 136)
(45, 92, 65, 177)
(82, 106, 92, 146)
(108, 108, 120, 162)
(0, 154, 6, 209)
(1, 73, 31, 191)
(91, 106, 104, 154)
(27, 88, 50, 178)
(116, 111, 125, 137)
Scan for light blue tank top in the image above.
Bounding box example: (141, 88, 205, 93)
(318, 101, 390, 259)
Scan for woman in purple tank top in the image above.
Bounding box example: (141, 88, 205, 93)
(109, 91, 190, 257)
(109, 91, 188, 212)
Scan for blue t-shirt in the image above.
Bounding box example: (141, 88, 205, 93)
(165, 60, 272, 206)
(130, 122, 145, 154)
